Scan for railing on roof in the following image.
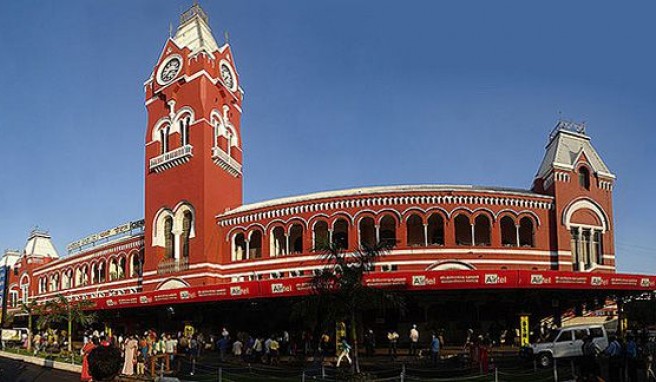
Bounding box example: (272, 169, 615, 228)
(549, 119, 587, 141)
(180, 3, 209, 25)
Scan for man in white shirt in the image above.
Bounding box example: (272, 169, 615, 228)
(233, 339, 243, 357)
(409, 325, 420, 356)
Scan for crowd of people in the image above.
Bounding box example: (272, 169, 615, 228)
(577, 331, 656, 382)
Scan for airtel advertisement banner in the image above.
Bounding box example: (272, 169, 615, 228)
(89, 270, 656, 310)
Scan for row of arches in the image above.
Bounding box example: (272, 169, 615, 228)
(37, 252, 143, 294)
(230, 211, 537, 261)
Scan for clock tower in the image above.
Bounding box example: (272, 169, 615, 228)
(142, 4, 244, 290)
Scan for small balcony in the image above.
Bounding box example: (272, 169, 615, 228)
(212, 147, 242, 177)
(157, 257, 190, 275)
(149, 145, 193, 173)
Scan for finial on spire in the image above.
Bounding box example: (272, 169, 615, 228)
(169, 22, 173, 38)
(224, 31, 230, 44)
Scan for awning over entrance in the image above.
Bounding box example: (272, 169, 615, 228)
(84, 270, 656, 311)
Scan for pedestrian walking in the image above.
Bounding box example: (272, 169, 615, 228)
(430, 333, 440, 367)
(387, 330, 399, 359)
(336, 337, 352, 367)
(80, 336, 99, 382)
(626, 335, 638, 382)
(604, 335, 623, 382)
(364, 329, 375, 357)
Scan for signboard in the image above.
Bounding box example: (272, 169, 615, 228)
(67, 219, 145, 253)
(519, 315, 530, 347)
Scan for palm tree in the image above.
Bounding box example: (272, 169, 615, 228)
(19, 300, 42, 352)
(37, 294, 96, 353)
(304, 241, 403, 375)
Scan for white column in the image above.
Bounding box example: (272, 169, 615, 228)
(577, 227, 584, 270)
(172, 230, 182, 260)
(515, 225, 521, 247)
(285, 234, 290, 255)
(329, 229, 334, 244)
(471, 224, 476, 246)
(589, 229, 597, 266)
(375, 225, 380, 243)
(245, 239, 251, 260)
(423, 224, 429, 247)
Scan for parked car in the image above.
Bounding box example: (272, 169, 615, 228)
(523, 324, 609, 368)
(1, 327, 29, 344)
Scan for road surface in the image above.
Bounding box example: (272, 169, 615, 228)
(0, 356, 78, 381)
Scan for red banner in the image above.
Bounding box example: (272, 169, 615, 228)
(88, 270, 656, 310)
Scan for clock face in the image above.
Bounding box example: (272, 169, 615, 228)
(220, 62, 236, 91)
(158, 56, 182, 85)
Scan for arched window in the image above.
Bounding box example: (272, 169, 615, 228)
(578, 167, 590, 190)
(109, 259, 118, 281)
(454, 215, 472, 245)
(118, 257, 126, 279)
(233, 233, 246, 261)
(289, 224, 304, 254)
(91, 263, 98, 284)
(50, 274, 59, 292)
(75, 267, 83, 287)
(379, 215, 397, 249)
(98, 260, 106, 283)
(406, 214, 424, 247)
(313, 221, 329, 250)
(500, 216, 517, 247)
(474, 215, 491, 246)
(359, 217, 376, 248)
(160, 125, 170, 154)
(19, 276, 30, 303)
(131, 253, 141, 277)
(180, 117, 190, 146)
(62, 269, 72, 289)
(82, 265, 89, 285)
(270, 226, 286, 256)
(164, 216, 174, 259)
(333, 219, 349, 250)
(518, 217, 534, 247)
(427, 213, 445, 245)
(249, 231, 263, 259)
(181, 211, 192, 258)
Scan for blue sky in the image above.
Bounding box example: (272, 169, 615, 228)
(0, 1, 654, 273)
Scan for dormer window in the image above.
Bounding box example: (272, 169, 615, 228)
(578, 167, 590, 190)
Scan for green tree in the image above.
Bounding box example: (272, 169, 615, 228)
(37, 294, 97, 353)
(301, 241, 403, 375)
(19, 300, 43, 352)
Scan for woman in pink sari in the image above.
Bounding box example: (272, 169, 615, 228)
(81, 336, 99, 382)
(122, 335, 138, 376)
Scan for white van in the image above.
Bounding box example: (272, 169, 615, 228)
(1, 328, 29, 344)
(528, 324, 609, 367)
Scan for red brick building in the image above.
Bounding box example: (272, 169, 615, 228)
(2, 4, 652, 322)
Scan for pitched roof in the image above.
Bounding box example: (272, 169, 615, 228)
(23, 230, 59, 259)
(172, 4, 220, 56)
(536, 129, 614, 179)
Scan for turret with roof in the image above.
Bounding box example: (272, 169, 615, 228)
(533, 121, 616, 272)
